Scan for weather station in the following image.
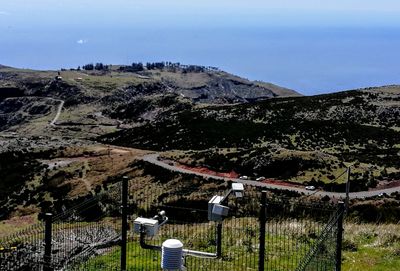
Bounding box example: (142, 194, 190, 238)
(133, 182, 245, 271)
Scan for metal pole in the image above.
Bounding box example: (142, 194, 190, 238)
(258, 190, 267, 271)
(121, 176, 128, 271)
(336, 202, 345, 271)
(216, 222, 222, 258)
(44, 213, 53, 271)
(345, 167, 351, 212)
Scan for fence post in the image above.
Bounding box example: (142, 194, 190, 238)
(258, 190, 267, 271)
(335, 202, 345, 271)
(217, 222, 222, 258)
(44, 213, 53, 271)
(121, 176, 128, 271)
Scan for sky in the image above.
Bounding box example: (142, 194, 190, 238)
(2, 0, 400, 11)
(1, 0, 400, 26)
(1, 1, 400, 94)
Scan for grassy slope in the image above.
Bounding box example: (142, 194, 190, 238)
(0, 144, 148, 219)
(342, 223, 400, 270)
(1, 66, 298, 140)
(99, 87, 400, 187)
(101, 87, 400, 153)
(78, 222, 400, 271)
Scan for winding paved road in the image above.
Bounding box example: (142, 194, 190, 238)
(143, 153, 400, 199)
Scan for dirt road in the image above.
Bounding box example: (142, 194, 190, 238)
(50, 99, 64, 126)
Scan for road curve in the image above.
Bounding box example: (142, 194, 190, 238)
(142, 153, 400, 199)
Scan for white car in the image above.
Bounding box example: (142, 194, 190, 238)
(239, 176, 249, 180)
(305, 185, 316, 191)
(256, 176, 266, 181)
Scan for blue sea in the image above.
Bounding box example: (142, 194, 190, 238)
(1, 2, 400, 95)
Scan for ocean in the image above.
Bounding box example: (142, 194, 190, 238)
(1, 6, 400, 95)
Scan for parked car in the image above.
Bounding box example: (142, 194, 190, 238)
(239, 176, 249, 180)
(305, 185, 316, 191)
(256, 176, 266, 181)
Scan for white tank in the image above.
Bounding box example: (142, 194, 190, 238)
(161, 239, 184, 270)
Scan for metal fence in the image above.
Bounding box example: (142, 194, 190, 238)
(0, 182, 123, 271)
(264, 198, 344, 271)
(0, 176, 344, 271)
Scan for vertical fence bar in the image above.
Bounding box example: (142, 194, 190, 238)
(258, 190, 267, 271)
(335, 202, 345, 271)
(121, 176, 129, 271)
(345, 167, 351, 212)
(44, 213, 53, 271)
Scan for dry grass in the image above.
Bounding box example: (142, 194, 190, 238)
(342, 222, 400, 271)
(40, 145, 149, 198)
(345, 222, 400, 248)
(0, 214, 39, 238)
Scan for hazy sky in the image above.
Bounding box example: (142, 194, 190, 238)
(1, 0, 400, 27)
(2, 0, 400, 12)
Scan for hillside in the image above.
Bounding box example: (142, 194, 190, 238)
(0, 65, 298, 137)
(0, 64, 399, 219)
(100, 86, 400, 190)
(0, 64, 299, 216)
